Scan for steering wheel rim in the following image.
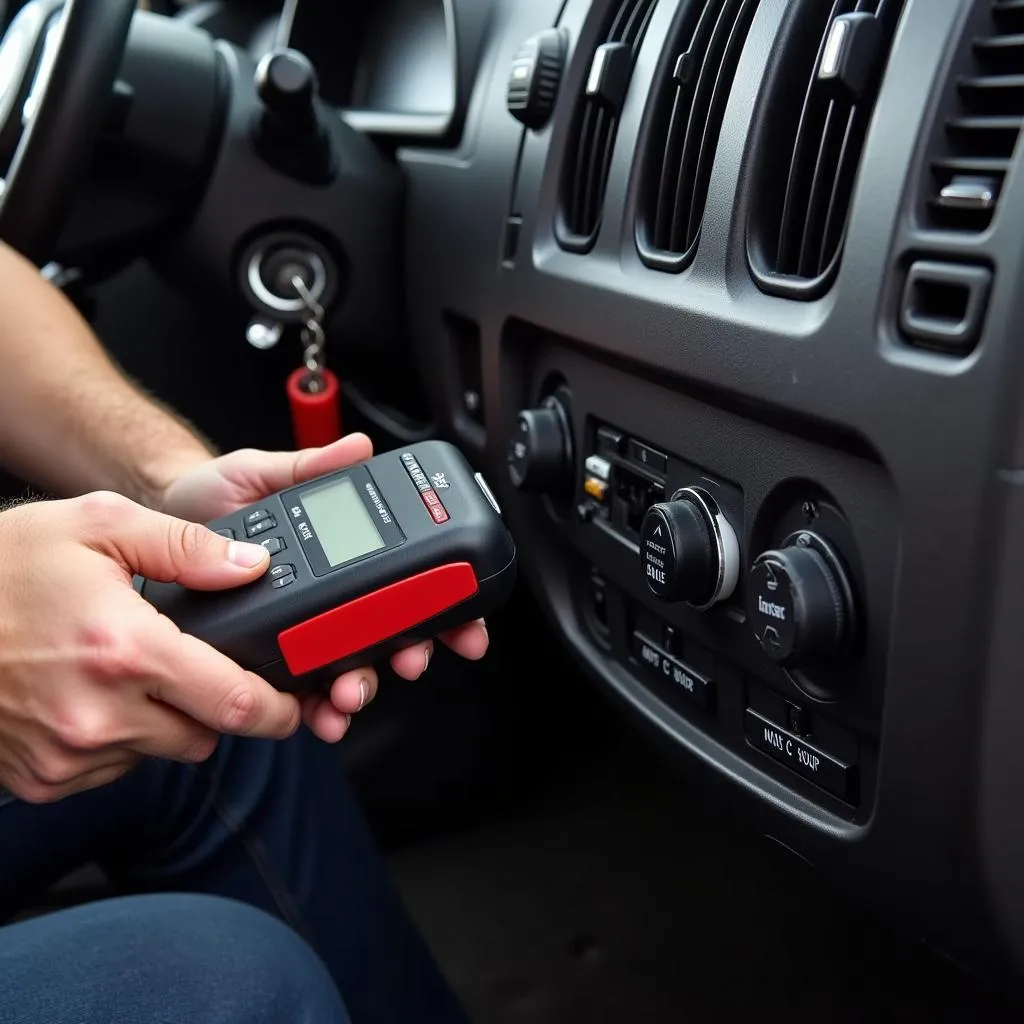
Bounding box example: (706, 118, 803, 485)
(0, 0, 135, 265)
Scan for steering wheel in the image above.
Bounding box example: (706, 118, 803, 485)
(0, 0, 135, 265)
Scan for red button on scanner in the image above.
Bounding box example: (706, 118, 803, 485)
(277, 562, 479, 676)
(421, 488, 449, 524)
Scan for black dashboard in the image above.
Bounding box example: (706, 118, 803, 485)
(189, 0, 1024, 982)
(391, 0, 1024, 981)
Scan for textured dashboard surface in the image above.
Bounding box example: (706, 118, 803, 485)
(398, 0, 1024, 977)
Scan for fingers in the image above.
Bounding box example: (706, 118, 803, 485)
(328, 668, 379, 714)
(291, 434, 373, 484)
(144, 625, 301, 741)
(300, 620, 489, 744)
(390, 640, 434, 681)
(300, 695, 351, 744)
(221, 433, 374, 500)
(10, 754, 141, 804)
(83, 491, 269, 590)
(123, 701, 220, 764)
(299, 667, 378, 743)
(387, 620, 489, 679)
(439, 619, 489, 661)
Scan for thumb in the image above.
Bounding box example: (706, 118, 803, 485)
(88, 492, 270, 589)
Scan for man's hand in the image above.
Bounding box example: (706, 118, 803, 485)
(0, 493, 301, 804)
(158, 433, 490, 742)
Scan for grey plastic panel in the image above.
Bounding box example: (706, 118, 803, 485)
(399, 0, 1024, 976)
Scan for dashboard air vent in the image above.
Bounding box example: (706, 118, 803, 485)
(557, 0, 658, 252)
(925, 0, 1024, 232)
(747, 0, 907, 299)
(636, 0, 761, 271)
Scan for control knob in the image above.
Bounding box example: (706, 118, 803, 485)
(507, 394, 573, 493)
(256, 48, 320, 134)
(748, 532, 857, 667)
(506, 29, 567, 130)
(640, 488, 739, 609)
(253, 48, 333, 184)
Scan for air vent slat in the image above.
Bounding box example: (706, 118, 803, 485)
(687, 0, 757, 243)
(924, 1, 1024, 231)
(570, 104, 596, 233)
(818, 109, 863, 273)
(637, 0, 760, 270)
(932, 155, 1011, 174)
(994, 0, 1024, 34)
(974, 36, 1024, 74)
(671, 0, 732, 251)
(775, 0, 851, 275)
(591, 109, 618, 229)
(558, 0, 658, 251)
(577, 105, 603, 235)
(958, 73, 1024, 115)
(798, 104, 854, 277)
(653, 0, 720, 251)
(747, 0, 906, 297)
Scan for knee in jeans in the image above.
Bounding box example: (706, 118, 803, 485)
(1, 894, 350, 1024)
(124, 894, 350, 1024)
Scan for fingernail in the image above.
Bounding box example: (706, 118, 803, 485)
(423, 647, 432, 674)
(342, 714, 352, 735)
(357, 678, 368, 711)
(227, 541, 269, 568)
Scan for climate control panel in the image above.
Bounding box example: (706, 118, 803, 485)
(565, 415, 878, 820)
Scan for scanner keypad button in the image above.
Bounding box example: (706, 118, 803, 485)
(246, 516, 277, 538)
(270, 563, 296, 589)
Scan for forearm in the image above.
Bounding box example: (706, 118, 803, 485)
(0, 243, 212, 506)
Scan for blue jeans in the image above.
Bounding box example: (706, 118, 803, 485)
(0, 729, 467, 1024)
(0, 894, 351, 1023)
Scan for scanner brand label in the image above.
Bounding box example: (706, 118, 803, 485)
(364, 482, 393, 525)
(288, 505, 313, 540)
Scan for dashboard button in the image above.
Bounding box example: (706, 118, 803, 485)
(633, 633, 713, 710)
(215, 528, 235, 539)
(745, 709, 855, 803)
(596, 426, 624, 456)
(628, 440, 667, 474)
(260, 536, 285, 555)
(244, 509, 270, 525)
(584, 476, 608, 502)
(585, 454, 612, 481)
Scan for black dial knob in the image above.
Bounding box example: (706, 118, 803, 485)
(748, 533, 856, 668)
(256, 49, 321, 133)
(507, 28, 567, 130)
(253, 49, 333, 184)
(507, 396, 572, 492)
(640, 488, 739, 609)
